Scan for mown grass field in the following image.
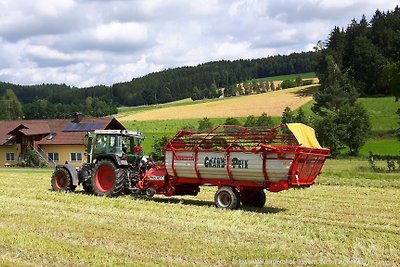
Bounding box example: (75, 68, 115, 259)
(116, 72, 318, 118)
(0, 159, 399, 266)
(118, 85, 316, 121)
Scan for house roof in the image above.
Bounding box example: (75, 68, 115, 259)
(7, 122, 52, 136)
(0, 117, 125, 145)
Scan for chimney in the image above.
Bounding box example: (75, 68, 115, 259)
(72, 112, 83, 123)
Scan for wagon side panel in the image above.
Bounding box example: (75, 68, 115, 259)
(229, 152, 264, 182)
(197, 152, 230, 180)
(265, 153, 295, 183)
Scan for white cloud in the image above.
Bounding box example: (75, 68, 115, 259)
(28, 0, 75, 16)
(26, 45, 71, 62)
(0, 0, 398, 87)
(94, 22, 148, 44)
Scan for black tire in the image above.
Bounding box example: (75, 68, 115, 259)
(241, 190, 266, 208)
(81, 166, 93, 193)
(91, 160, 126, 197)
(51, 168, 75, 192)
(83, 181, 93, 193)
(214, 186, 240, 210)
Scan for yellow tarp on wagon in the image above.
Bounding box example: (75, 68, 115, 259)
(286, 123, 322, 148)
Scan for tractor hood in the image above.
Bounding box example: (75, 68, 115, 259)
(286, 123, 322, 149)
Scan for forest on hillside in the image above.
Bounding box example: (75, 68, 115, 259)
(317, 6, 400, 98)
(111, 52, 316, 106)
(312, 5, 400, 156)
(0, 51, 316, 119)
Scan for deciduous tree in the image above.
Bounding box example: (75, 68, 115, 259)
(281, 107, 294, 124)
(0, 89, 23, 119)
(383, 61, 400, 101)
(198, 117, 213, 132)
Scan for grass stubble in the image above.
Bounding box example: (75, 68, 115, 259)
(0, 160, 399, 266)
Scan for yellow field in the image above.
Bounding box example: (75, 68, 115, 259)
(118, 85, 315, 121)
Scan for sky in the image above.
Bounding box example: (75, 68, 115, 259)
(0, 0, 398, 88)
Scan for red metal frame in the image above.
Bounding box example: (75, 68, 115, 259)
(144, 124, 330, 197)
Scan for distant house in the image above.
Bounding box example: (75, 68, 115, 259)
(0, 114, 125, 167)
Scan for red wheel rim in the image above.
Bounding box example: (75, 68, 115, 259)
(95, 165, 115, 192)
(56, 173, 67, 189)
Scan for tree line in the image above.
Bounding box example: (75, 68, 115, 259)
(317, 6, 400, 99)
(223, 75, 313, 97)
(0, 51, 317, 119)
(112, 51, 317, 105)
(0, 83, 118, 119)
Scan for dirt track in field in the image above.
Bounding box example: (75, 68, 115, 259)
(119, 85, 316, 121)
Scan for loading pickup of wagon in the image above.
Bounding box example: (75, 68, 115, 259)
(51, 123, 330, 209)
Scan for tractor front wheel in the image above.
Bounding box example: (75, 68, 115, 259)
(214, 186, 240, 210)
(91, 160, 125, 197)
(51, 168, 75, 192)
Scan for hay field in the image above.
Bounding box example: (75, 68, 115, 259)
(119, 85, 315, 122)
(0, 159, 399, 266)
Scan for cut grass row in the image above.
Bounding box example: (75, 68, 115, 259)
(0, 160, 399, 266)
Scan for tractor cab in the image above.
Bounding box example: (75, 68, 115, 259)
(84, 130, 144, 166)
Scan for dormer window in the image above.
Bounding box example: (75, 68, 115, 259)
(47, 133, 56, 140)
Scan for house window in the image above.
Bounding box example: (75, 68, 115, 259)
(48, 153, 59, 162)
(70, 152, 82, 162)
(6, 153, 15, 161)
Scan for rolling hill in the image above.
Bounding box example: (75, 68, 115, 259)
(118, 85, 317, 121)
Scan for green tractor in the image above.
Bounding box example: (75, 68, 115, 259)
(51, 130, 145, 196)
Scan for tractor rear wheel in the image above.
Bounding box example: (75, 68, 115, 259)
(51, 168, 75, 192)
(241, 190, 266, 208)
(91, 160, 125, 197)
(214, 186, 240, 210)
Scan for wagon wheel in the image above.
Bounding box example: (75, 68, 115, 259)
(214, 186, 240, 210)
(51, 168, 75, 192)
(91, 160, 126, 197)
(241, 190, 266, 208)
